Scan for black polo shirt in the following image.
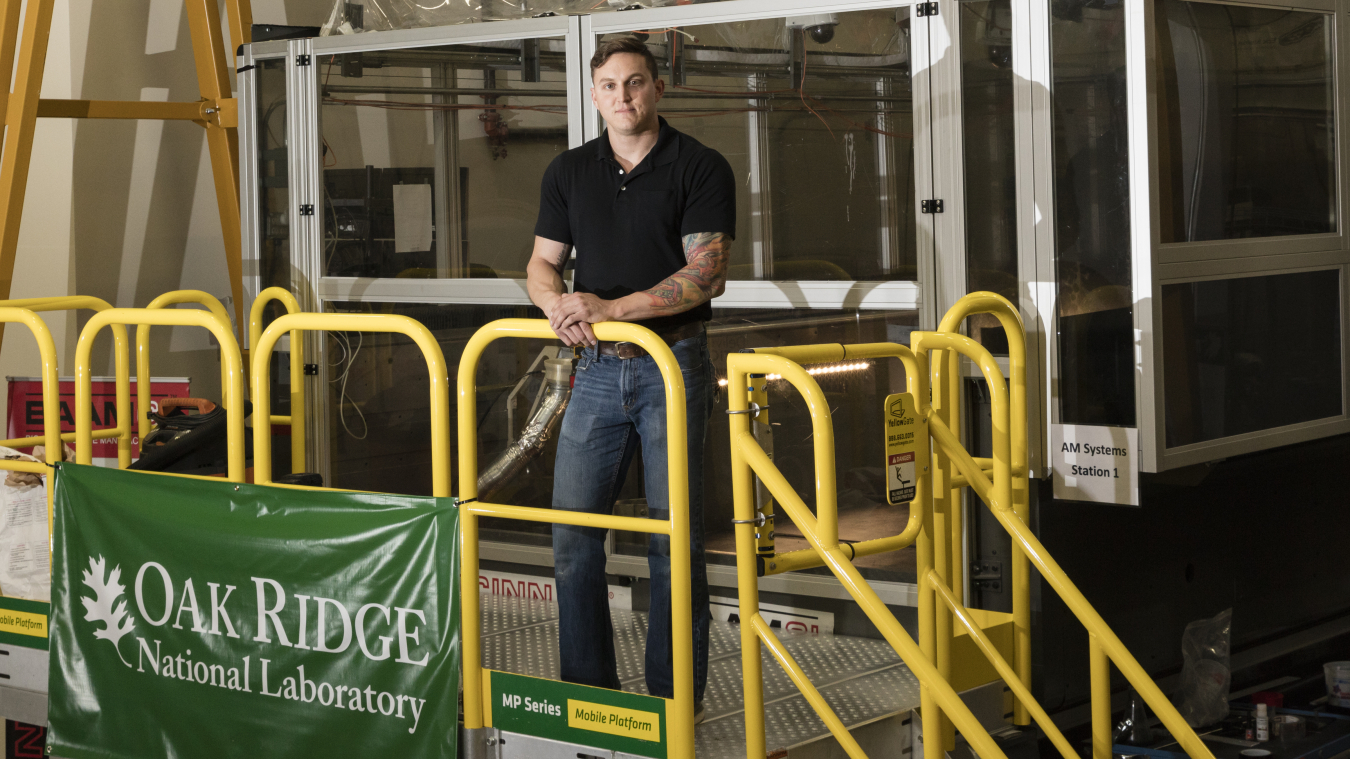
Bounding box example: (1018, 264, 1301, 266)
(534, 117, 736, 334)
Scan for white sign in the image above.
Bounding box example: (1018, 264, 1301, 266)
(391, 184, 432, 253)
(709, 596, 834, 635)
(1051, 424, 1138, 506)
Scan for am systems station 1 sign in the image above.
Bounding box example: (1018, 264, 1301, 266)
(1051, 424, 1139, 506)
(46, 464, 460, 759)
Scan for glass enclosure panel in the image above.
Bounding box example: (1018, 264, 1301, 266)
(319, 40, 569, 279)
(323, 302, 556, 505)
(257, 59, 295, 417)
(323, 302, 920, 580)
(258, 58, 291, 303)
(1051, 0, 1136, 426)
(1162, 270, 1342, 447)
(960, 0, 1018, 353)
(1156, 2, 1335, 243)
(598, 8, 917, 282)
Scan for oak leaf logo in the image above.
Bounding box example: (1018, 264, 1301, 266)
(80, 555, 134, 667)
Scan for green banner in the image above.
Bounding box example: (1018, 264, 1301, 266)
(487, 670, 668, 758)
(46, 464, 459, 759)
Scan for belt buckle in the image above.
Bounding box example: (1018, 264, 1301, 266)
(615, 342, 643, 360)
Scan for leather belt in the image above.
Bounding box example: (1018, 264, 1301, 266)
(597, 321, 704, 359)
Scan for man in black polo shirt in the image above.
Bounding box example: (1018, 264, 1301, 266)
(526, 37, 734, 719)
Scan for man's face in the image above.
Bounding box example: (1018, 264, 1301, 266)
(590, 53, 664, 135)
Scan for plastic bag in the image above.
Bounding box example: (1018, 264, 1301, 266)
(1175, 608, 1232, 728)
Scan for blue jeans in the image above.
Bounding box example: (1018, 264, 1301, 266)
(552, 333, 713, 701)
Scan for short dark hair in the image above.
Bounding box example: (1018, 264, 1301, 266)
(590, 37, 659, 81)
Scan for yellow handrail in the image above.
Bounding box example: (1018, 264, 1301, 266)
(248, 288, 306, 473)
(137, 290, 232, 444)
(0, 307, 62, 584)
(727, 349, 1009, 759)
(937, 291, 1031, 724)
(75, 308, 245, 481)
(0, 296, 132, 466)
(250, 313, 448, 491)
(910, 303, 1215, 759)
(746, 342, 929, 577)
(457, 318, 696, 759)
(725, 291, 1215, 759)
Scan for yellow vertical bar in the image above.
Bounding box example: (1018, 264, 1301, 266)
(249, 288, 307, 473)
(225, 0, 252, 48)
(115, 333, 131, 468)
(136, 325, 152, 444)
(0, 0, 56, 343)
(1090, 634, 1112, 759)
(727, 357, 767, 759)
(184, 0, 245, 351)
(457, 330, 488, 734)
(0, 0, 24, 121)
(289, 326, 306, 471)
(946, 349, 963, 600)
(928, 345, 955, 752)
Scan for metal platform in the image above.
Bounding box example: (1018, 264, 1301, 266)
(479, 593, 929, 758)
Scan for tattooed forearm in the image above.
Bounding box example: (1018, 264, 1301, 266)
(642, 232, 732, 315)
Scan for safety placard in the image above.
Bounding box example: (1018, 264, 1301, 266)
(884, 393, 927, 505)
(485, 669, 667, 758)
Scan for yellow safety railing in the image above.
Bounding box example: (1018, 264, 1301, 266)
(250, 312, 449, 492)
(248, 288, 307, 473)
(75, 308, 245, 481)
(136, 290, 233, 445)
(914, 294, 1214, 759)
(727, 292, 1216, 759)
(0, 296, 132, 463)
(727, 344, 1011, 759)
(457, 319, 696, 759)
(934, 292, 1031, 726)
(0, 307, 63, 580)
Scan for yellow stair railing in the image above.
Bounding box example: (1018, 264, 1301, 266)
(726, 292, 1218, 759)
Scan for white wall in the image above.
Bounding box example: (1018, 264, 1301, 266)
(0, 0, 332, 405)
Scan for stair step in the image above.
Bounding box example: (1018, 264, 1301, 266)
(480, 594, 928, 758)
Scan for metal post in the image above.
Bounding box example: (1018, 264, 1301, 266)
(1090, 634, 1112, 759)
(727, 361, 767, 759)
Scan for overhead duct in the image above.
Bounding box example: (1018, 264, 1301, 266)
(477, 357, 573, 500)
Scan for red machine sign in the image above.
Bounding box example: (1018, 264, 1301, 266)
(5, 376, 190, 465)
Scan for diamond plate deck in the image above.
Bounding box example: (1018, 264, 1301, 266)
(479, 594, 922, 758)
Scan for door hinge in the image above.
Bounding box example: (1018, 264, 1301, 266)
(299, 204, 315, 216)
(304, 363, 319, 376)
(916, 2, 939, 17)
(971, 561, 1002, 592)
(921, 199, 944, 214)
(296, 54, 312, 66)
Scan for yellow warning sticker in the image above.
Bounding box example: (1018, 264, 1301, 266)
(567, 699, 661, 742)
(0, 608, 47, 638)
(884, 392, 928, 505)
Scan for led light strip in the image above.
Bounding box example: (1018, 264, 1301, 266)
(716, 360, 872, 387)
